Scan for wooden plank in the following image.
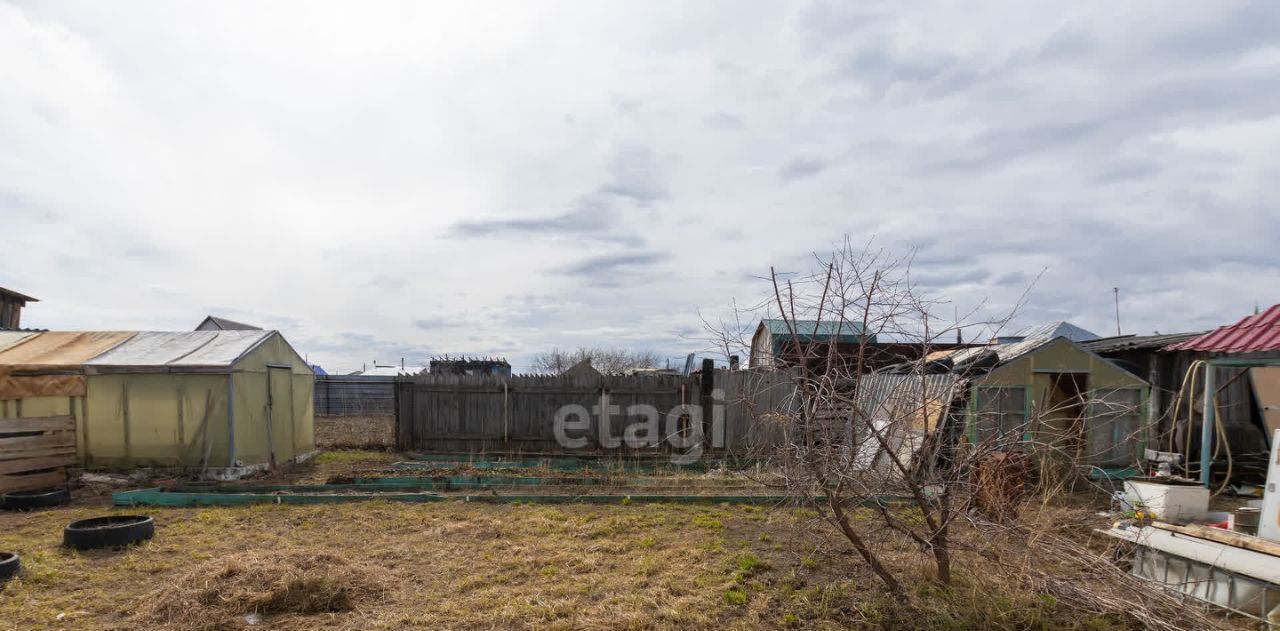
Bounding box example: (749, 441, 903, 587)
(0, 432, 76, 454)
(0, 447, 75, 461)
(0, 454, 76, 475)
(1151, 521, 1280, 557)
(0, 470, 66, 494)
(0, 415, 74, 433)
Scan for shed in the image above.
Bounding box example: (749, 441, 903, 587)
(1161, 305, 1280, 484)
(82, 330, 314, 476)
(749, 319, 876, 369)
(946, 333, 1150, 473)
(0, 330, 314, 480)
(0, 287, 38, 330)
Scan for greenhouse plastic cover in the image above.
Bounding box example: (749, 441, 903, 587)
(85, 330, 274, 367)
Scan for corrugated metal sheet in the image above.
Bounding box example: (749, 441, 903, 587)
(1166, 304, 1280, 353)
(929, 321, 1099, 369)
(857, 374, 963, 416)
(86, 330, 273, 367)
(945, 335, 1053, 368)
(0, 331, 136, 368)
(1013, 321, 1099, 342)
(1081, 331, 1205, 353)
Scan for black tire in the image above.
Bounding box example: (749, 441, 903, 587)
(2, 488, 71, 511)
(63, 515, 154, 550)
(0, 552, 18, 582)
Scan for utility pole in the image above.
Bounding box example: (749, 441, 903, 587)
(1113, 287, 1122, 336)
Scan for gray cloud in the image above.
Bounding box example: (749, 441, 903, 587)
(413, 317, 463, 330)
(703, 112, 744, 130)
(452, 206, 619, 239)
(449, 145, 665, 244)
(911, 268, 991, 288)
(1152, 4, 1280, 61)
(598, 146, 668, 205)
(779, 157, 828, 181)
(557, 251, 669, 287)
(365, 275, 405, 290)
(0, 190, 58, 223)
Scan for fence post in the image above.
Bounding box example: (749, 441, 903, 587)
(700, 359, 715, 451)
(393, 378, 402, 450)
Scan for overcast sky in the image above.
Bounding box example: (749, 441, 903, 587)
(3, 1, 1277, 373)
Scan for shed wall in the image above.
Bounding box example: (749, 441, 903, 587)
(82, 373, 230, 468)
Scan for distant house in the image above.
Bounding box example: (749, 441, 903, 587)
(195, 315, 262, 331)
(0, 287, 38, 330)
(749, 319, 875, 369)
(430, 357, 512, 377)
(359, 363, 427, 377)
(562, 358, 602, 379)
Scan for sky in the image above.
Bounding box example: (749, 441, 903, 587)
(2, 1, 1278, 373)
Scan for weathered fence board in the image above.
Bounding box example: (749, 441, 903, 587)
(0, 414, 73, 493)
(314, 376, 395, 415)
(395, 371, 794, 456)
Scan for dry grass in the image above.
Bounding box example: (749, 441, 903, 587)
(139, 548, 389, 629)
(0, 453, 1241, 630)
(314, 414, 396, 450)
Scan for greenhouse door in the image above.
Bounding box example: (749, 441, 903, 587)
(267, 365, 294, 468)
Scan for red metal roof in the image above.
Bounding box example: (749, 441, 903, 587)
(1165, 304, 1280, 353)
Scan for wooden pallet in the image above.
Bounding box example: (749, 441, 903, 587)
(0, 415, 75, 494)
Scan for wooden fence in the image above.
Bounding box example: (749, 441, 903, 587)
(314, 375, 396, 415)
(394, 369, 799, 455)
(0, 415, 74, 493)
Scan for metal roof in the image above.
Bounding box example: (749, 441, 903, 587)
(933, 321, 1096, 370)
(1165, 304, 1280, 353)
(760, 319, 869, 342)
(1011, 321, 1099, 343)
(196, 315, 262, 331)
(1081, 331, 1205, 353)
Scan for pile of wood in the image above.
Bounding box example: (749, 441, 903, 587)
(0, 415, 74, 493)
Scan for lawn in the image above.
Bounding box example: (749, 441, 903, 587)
(0, 451, 1225, 630)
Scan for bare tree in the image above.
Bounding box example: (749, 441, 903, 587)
(702, 238, 1199, 628)
(532, 347, 659, 375)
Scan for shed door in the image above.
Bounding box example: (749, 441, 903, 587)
(268, 366, 294, 466)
